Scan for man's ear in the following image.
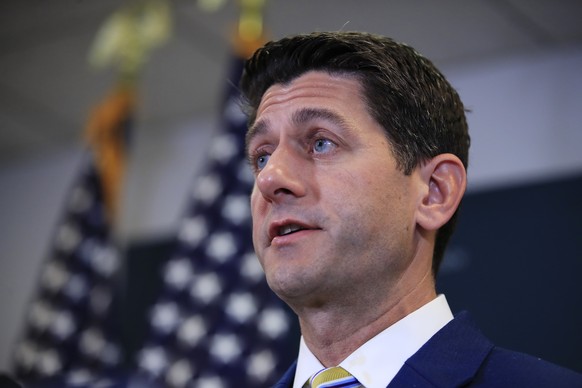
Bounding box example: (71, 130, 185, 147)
(415, 153, 467, 231)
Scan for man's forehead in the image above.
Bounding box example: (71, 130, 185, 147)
(244, 71, 367, 153)
(255, 71, 364, 118)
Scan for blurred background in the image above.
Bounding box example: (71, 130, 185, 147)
(1, 0, 581, 386)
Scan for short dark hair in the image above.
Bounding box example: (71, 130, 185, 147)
(240, 31, 470, 274)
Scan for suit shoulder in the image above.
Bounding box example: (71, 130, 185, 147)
(475, 346, 582, 387)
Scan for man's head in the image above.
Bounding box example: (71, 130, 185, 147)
(242, 31, 469, 283)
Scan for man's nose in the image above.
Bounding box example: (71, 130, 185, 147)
(255, 147, 306, 202)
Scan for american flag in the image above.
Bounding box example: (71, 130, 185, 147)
(136, 57, 293, 387)
(11, 88, 133, 387)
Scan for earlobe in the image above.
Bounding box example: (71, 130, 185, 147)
(416, 154, 467, 231)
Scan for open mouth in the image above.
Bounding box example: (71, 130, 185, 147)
(268, 220, 316, 243)
(277, 224, 305, 236)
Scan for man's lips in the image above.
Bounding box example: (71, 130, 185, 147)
(267, 219, 320, 243)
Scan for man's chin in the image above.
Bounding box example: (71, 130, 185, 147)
(267, 273, 308, 300)
(267, 274, 326, 311)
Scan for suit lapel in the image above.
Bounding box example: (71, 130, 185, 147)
(389, 312, 494, 387)
(273, 361, 297, 388)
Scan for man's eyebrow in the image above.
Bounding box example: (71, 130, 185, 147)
(245, 118, 269, 155)
(245, 107, 353, 155)
(292, 107, 351, 132)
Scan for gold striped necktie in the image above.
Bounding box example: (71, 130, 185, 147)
(307, 366, 362, 388)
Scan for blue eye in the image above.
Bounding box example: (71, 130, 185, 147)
(256, 154, 270, 170)
(313, 138, 334, 153)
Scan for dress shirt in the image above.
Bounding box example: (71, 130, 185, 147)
(292, 294, 454, 388)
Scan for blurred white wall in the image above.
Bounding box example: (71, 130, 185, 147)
(0, 46, 581, 372)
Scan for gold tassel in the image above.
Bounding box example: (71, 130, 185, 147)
(84, 86, 135, 222)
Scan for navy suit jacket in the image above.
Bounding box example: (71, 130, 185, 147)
(274, 312, 582, 387)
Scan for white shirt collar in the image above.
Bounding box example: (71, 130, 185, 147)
(292, 294, 453, 388)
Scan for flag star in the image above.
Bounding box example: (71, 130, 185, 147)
(166, 359, 195, 388)
(41, 262, 69, 293)
(89, 286, 112, 315)
(179, 216, 208, 246)
(195, 376, 226, 388)
(100, 342, 121, 365)
(63, 273, 89, 302)
(37, 349, 62, 376)
(15, 341, 37, 369)
(210, 334, 242, 364)
(240, 252, 264, 283)
(79, 238, 99, 265)
(56, 222, 81, 253)
(79, 328, 105, 357)
(247, 350, 276, 382)
(190, 273, 222, 304)
(50, 310, 76, 340)
(91, 245, 119, 276)
(206, 232, 236, 263)
(29, 300, 53, 331)
(139, 346, 169, 376)
(151, 302, 181, 334)
(164, 258, 194, 289)
(193, 174, 222, 204)
(69, 185, 93, 213)
(221, 194, 250, 224)
(66, 368, 93, 385)
(210, 134, 238, 163)
(226, 292, 258, 324)
(177, 316, 207, 347)
(258, 307, 290, 339)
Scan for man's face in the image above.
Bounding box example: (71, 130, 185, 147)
(246, 71, 421, 308)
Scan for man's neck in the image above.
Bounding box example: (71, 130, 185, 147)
(296, 275, 437, 367)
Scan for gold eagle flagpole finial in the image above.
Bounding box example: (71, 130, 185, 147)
(234, 0, 268, 58)
(196, 0, 268, 57)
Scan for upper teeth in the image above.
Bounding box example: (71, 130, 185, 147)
(279, 224, 302, 236)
